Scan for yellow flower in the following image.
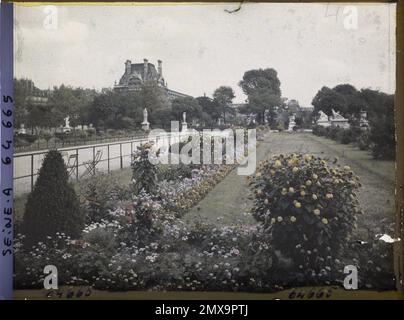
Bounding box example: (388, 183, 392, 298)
(312, 194, 318, 200)
(287, 159, 295, 167)
(290, 216, 297, 223)
(257, 189, 262, 195)
(289, 187, 295, 193)
(281, 188, 287, 195)
(294, 202, 301, 209)
(306, 180, 312, 186)
(312, 174, 318, 180)
(271, 218, 276, 224)
(300, 191, 306, 197)
(343, 165, 351, 171)
(292, 167, 299, 173)
(321, 218, 328, 224)
(313, 209, 320, 216)
(303, 154, 312, 162)
(274, 160, 282, 168)
(264, 199, 269, 205)
(277, 216, 283, 222)
(326, 193, 333, 199)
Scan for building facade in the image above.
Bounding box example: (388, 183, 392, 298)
(114, 58, 191, 100)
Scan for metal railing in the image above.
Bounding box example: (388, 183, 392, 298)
(14, 133, 174, 195)
(14, 133, 148, 153)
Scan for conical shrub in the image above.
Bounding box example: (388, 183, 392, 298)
(22, 150, 84, 247)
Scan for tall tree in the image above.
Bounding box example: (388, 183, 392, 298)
(239, 68, 282, 124)
(48, 84, 81, 127)
(140, 83, 171, 128)
(212, 86, 235, 124)
(170, 96, 204, 124)
(311, 86, 347, 117)
(312, 84, 365, 119)
(196, 96, 220, 124)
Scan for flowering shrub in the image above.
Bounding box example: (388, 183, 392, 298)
(351, 239, 395, 290)
(14, 217, 271, 292)
(79, 172, 131, 224)
(249, 153, 361, 284)
(131, 143, 159, 194)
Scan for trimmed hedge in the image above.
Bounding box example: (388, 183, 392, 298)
(22, 150, 84, 247)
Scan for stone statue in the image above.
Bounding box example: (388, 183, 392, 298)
(181, 111, 188, 132)
(330, 109, 349, 129)
(331, 109, 345, 120)
(318, 110, 328, 120)
(316, 110, 331, 128)
(62, 116, 72, 133)
(18, 123, 26, 135)
(143, 108, 148, 123)
(287, 114, 296, 132)
(64, 116, 70, 128)
(141, 108, 150, 131)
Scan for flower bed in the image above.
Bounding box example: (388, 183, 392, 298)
(14, 143, 395, 292)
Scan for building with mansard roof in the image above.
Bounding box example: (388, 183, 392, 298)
(114, 58, 191, 101)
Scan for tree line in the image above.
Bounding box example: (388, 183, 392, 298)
(312, 84, 395, 159)
(14, 67, 287, 132)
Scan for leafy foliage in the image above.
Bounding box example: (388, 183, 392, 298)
(212, 86, 235, 124)
(131, 143, 159, 194)
(248, 154, 361, 283)
(22, 150, 84, 247)
(239, 68, 282, 124)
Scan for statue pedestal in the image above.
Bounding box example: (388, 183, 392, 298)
(142, 122, 150, 131)
(181, 122, 188, 132)
(287, 115, 296, 132)
(287, 120, 296, 132)
(62, 126, 72, 133)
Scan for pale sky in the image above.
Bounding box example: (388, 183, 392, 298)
(14, 3, 396, 107)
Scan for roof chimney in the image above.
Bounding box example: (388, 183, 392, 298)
(125, 60, 131, 75)
(158, 60, 162, 77)
(143, 59, 148, 81)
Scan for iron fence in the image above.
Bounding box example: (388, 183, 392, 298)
(14, 134, 173, 195)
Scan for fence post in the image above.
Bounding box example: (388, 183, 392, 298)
(30, 154, 34, 192)
(107, 144, 110, 173)
(120, 143, 123, 169)
(75, 148, 79, 180)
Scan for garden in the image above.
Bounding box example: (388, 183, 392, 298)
(14, 129, 396, 293)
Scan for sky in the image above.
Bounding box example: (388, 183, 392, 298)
(14, 3, 396, 107)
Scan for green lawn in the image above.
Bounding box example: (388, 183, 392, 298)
(183, 132, 396, 239)
(15, 132, 396, 240)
